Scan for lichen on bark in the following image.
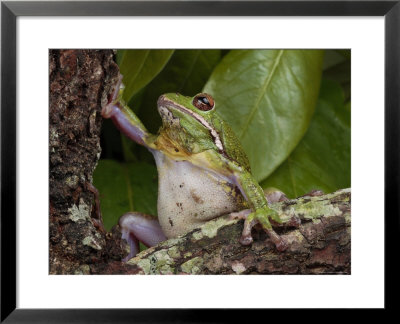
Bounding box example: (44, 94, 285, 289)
(125, 189, 351, 275)
(49, 50, 124, 274)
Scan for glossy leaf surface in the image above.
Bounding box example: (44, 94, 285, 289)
(118, 50, 174, 102)
(203, 49, 324, 181)
(261, 79, 350, 198)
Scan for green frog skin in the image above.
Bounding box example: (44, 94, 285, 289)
(102, 75, 298, 261)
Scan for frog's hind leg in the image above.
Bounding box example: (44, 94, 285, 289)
(264, 188, 289, 204)
(119, 212, 167, 262)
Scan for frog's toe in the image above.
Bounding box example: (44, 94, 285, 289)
(102, 75, 124, 118)
(239, 234, 253, 245)
(237, 209, 289, 251)
(239, 214, 257, 245)
(101, 102, 115, 118)
(109, 74, 123, 102)
(275, 236, 289, 252)
(240, 218, 288, 251)
(265, 228, 288, 252)
(229, 209, 251, 220)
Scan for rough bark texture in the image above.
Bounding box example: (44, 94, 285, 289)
(49, 50, 123, 274)
(121, 189, 351, 275)
(49, 50, 351, 275)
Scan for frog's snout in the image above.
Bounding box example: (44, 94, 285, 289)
(157, 94, 167, 108)
(157, 95, 181, 128)
(157, 95, 170, 117)
(157, 93, 182, 111)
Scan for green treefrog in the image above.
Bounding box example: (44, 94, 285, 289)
(102, 75, 299, 261)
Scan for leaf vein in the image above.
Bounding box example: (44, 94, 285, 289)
(238, 50, 284, 139)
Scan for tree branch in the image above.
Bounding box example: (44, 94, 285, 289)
(122, 189, 351, 274)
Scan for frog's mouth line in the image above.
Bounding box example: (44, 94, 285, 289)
(157, 95, 224, 153)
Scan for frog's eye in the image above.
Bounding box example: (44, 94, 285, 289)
(193, 94, 215, 111)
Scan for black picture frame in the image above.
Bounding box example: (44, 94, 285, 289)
(1, 0, 398, 321)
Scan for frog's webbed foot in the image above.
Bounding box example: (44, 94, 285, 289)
(230, 208, 285, 248)
(119, 212, 167, 262)
(237, 208, 288, 251)
(102, 74, 124, 118)
(264, 189, 301, 227)
(230, 190, 301, 252)
(102, 74, 151, 147)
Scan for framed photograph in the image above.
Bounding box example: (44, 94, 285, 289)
(1, 0, 398, 321)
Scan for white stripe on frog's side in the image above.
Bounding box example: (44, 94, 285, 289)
(160, 101, 224, 153)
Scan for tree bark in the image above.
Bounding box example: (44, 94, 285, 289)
(49, 49, 124, 274)
(49, 50, 351, 275)
(121, 189, 351, 275)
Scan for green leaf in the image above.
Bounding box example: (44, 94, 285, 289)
(261, 79, 350, 198)
(117, 49, 174, 102)
(100, 119, 123, 160)
(323, 60, 351, 101)
(93, 159, 158, 231)
(322, 50, 351, 102)
(336, 49, 351, 60)
(323, 49, 347, 70)
(137, 49, 221, 133)
(203, 49, 324, 181)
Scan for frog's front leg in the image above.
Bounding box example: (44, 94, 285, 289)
(233, 172, 289, 251)
(102, 75, 153, 147)
(230, 188, 301, 228)
(119, 212, 167, 261)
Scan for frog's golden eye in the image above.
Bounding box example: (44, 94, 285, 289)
(193, 94, 215, 111)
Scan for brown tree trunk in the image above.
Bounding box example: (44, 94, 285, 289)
(49, 49, 125, 274)
(49, 50, 351, 275)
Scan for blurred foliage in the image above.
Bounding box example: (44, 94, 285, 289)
(93, 160, 158, 230)
(94, 49, 351, 231)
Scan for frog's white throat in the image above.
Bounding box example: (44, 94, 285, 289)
(151, 150, 241, 239)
